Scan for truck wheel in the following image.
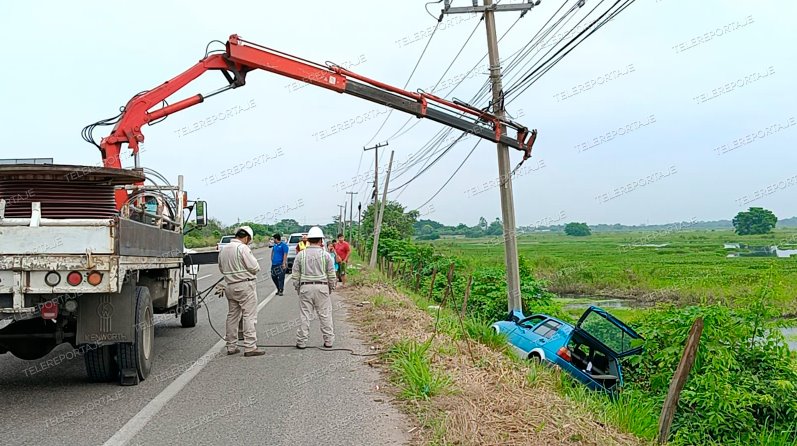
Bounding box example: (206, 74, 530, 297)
(117, 286, 154, 384)
(84, 345, 118, 382)
(180, 281, 198, 328)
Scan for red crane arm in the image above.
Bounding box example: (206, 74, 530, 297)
(94, 34, 537, 206)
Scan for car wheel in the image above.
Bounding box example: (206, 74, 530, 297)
(528, 352, 542, 364)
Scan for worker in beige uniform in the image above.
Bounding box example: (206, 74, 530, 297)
(292, 226, 337, 349)
(218, 226, 265, 357)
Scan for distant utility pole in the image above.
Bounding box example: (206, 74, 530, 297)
(337, 204, 345, 235)
(357, 202, 362, 249)
(370, 150, 394, 268)
(335, 200, 349, 236)
(364, 142, 388, 208)
(442, 0, 538, 314)
(346, 191, 357, 241)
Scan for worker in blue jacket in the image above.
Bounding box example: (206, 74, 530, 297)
(270, 233, 289, 296)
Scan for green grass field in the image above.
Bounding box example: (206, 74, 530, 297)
(428, 229, 797, 315)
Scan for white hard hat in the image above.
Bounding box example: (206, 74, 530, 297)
(236, 226, 254, 239)
(307, 226, 324, 239)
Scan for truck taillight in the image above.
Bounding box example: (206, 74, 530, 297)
(67, 271, 83, 286)
(41, 302, 58, 319)
(557, 346, 572, 362)
(87, 271, 103, 286)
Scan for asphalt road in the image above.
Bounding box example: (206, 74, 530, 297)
(0, 248, 409, 446)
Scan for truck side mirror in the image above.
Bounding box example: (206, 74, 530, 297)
(195, 201, 208, 227)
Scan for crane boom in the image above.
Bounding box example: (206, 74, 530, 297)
(90, 34, 538, 207)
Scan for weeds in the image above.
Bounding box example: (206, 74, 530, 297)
(387, 339, 452, 400)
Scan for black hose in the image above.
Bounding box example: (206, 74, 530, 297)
(200, 281, 379, 357)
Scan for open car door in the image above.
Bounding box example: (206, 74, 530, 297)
(575, 306, 644, 358)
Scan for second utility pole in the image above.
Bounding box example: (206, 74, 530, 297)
(442, 0, 536, 314)
(364, 142, 388, 207)
(370, 150, 394, 268)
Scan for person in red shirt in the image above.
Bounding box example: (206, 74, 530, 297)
(335, 233, 351, 287)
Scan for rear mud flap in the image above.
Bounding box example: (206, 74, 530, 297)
(76, 284, 135, 346)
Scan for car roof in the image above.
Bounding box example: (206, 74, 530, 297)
(517, 312, 572, 327)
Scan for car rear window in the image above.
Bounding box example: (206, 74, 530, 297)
(289, 235, 302, 243)
(221, 236, 234, 243)
(532, 319, 562, 339)
(579, 311, 633, 355)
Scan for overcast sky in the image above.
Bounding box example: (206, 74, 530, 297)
(1, 0, 794, 227)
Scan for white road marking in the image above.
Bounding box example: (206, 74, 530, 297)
(101, 276, 288, 446)
(197, 274, 212, 281)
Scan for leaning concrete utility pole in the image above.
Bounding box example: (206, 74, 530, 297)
(442, 0, 538, 314)
(370, 150, 394, 268)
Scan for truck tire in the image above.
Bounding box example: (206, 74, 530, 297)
(84, 345, 118, 382)
(117, 286, 154, 384)
(180, 281, 198, 328)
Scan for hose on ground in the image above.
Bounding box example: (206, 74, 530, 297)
(197, 279, 379, 357)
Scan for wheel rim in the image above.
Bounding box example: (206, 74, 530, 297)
(142, 306, 153, 361)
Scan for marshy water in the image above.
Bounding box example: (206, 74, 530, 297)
(725, 243, 797, 258)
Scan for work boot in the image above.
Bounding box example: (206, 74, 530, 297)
(295, 343, 306, 350)
(323, 343, 333, 349)
(244, 349, 265, 357)
(227, 348, 241, 355)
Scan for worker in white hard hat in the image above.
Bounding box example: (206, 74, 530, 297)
(218, 226, 265, 357)
(292, 226, 337, 349)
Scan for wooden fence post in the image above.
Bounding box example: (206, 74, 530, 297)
(388, 260, 393, 279)
(414, 263, 423, 291)
(461, 275, 473, 318)
(428, 267, 438, 300)
(657, 317, 704, 444)
(442, 263, 455, 306)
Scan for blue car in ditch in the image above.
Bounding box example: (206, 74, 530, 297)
(492, 306, 644, 392)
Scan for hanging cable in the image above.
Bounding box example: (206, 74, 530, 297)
(382, 15, 485, 142)
(504, 0, 635, 100)
(412, 138, 482, 210)
(362, 20, 442, 146)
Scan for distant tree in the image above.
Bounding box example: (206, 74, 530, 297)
(486, 218, 503, 236)
(478, 216, 488, 231)
(362, 201, 419, 241)
(733, 207, 777, 235)
(564, 222, 591, 236)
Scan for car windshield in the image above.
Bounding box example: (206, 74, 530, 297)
(577, 310, 638, 356)
(288, 235, 302, 244)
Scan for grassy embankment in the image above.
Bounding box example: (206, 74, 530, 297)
(342, 259, 644, 446)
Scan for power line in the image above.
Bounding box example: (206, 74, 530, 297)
(362, 20, 442, 147)
(504, 0, 638, 102)
(381, 15, 485, 142)
(386, 13, 523, 144)
(413, 138, 482, 210)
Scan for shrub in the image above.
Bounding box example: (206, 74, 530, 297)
(626, 298, 797, 445)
